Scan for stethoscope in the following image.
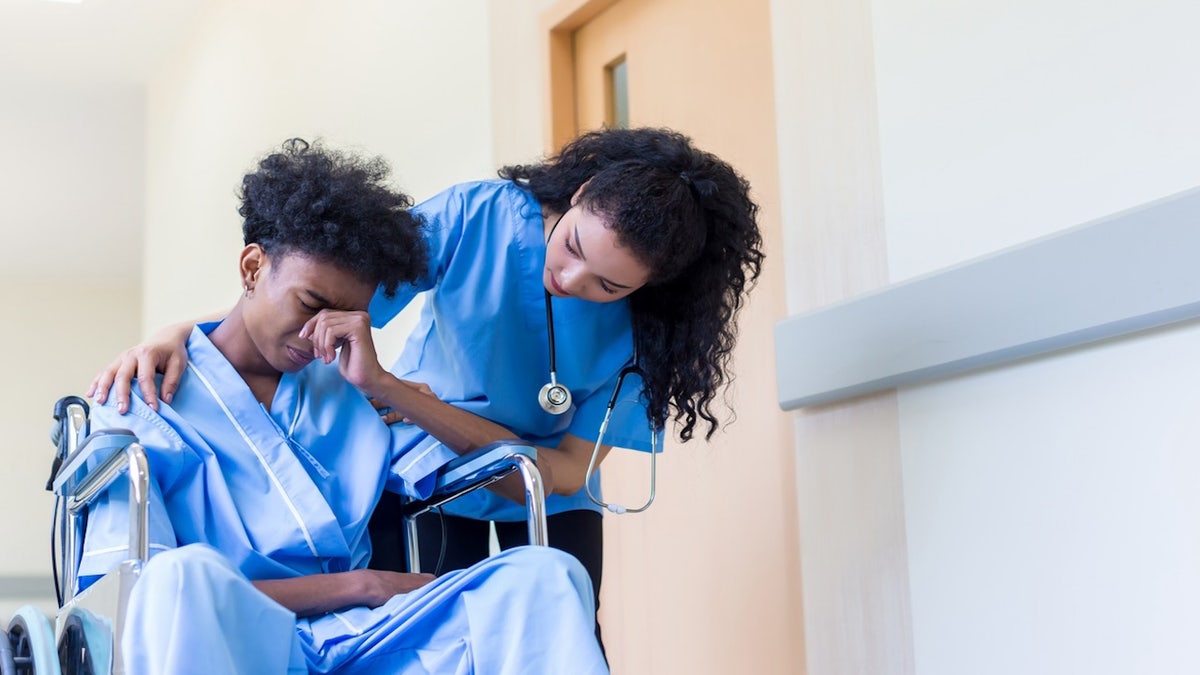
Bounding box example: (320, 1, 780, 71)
(540, 289, 658, 514)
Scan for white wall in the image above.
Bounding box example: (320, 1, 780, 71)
(901, 324, 1200, 674)
(142, 0, 498, 362)
(0, 82, 146, 284)
(870, 0, 1200, 672)
(873, 0, 1200, 282)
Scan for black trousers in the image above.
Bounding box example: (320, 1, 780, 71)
(368, 492, 607, 655)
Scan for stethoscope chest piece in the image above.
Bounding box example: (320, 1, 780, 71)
(538, 380, 573, 415)
(541, 288, 574, 415)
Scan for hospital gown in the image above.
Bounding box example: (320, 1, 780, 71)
(79, 323, 608, 675)
(369, 180, 662, 523)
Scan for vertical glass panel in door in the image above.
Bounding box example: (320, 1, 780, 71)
(606, 57, 629, 128)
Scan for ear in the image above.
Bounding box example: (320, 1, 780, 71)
(570, 178, 593, 207)
(239, 244, 266, 293)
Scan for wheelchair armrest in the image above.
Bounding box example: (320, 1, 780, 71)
(400, 440, 539, 517)
(48, 424, 151, 606)
(433, 440, 537, 495)
(51, 430, 140, 497)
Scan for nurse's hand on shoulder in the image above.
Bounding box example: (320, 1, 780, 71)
(86, 320, 192, 414)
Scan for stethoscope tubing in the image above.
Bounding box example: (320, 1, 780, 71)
(584, 368, 658, 515)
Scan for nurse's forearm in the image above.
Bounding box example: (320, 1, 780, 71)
(364, 374, 517, 452)
(360, 373, 562, 501)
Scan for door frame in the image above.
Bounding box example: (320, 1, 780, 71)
(541, 0, 621, 151)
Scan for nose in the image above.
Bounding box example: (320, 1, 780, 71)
(558, 265, 586, 295)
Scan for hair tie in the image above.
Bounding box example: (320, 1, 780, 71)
(680, 171, 717, 200)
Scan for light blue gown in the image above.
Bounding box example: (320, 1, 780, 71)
(80, 324, 609, 675)
(369, 180, 661, 522)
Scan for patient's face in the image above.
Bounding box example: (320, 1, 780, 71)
(247, 252, 376, 374)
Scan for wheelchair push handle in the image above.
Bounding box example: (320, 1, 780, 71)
(47, 396, 90, 491)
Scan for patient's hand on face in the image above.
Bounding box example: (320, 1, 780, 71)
(87, 319, 195, 414)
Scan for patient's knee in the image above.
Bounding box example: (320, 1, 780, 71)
(494, 546, 595, 609)
(137, 543, 240, 592)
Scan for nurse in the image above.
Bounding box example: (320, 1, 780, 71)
(89, 126, 765, 650)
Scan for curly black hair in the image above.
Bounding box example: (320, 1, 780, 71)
(239, 138, 427, 297)
(500, 128, 764, 441)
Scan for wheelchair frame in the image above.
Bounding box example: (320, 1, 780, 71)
(399, 441, 549, 573)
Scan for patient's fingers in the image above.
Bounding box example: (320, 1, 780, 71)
(303, 310, 375, 365)
(357, 569, 435, 608)
(382, 571, 435, 598)
(300, 313, 345, 363)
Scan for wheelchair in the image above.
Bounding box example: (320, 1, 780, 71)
(3, 396, 549, 675)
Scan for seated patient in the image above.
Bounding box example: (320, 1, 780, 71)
(80, 139, 608, 675)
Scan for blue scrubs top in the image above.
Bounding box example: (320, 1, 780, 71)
(370, 180, 659, 521)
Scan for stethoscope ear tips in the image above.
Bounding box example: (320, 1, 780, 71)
(538, 382, 572, 415)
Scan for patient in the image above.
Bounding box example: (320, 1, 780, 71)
(79, 139, 608, 675)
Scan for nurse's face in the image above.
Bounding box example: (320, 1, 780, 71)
(244, 250, 376, 373)
(543, 205, 652, 303)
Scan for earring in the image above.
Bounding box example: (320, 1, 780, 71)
(243, 285, 253, 298)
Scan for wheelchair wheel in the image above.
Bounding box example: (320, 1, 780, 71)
(2, 628, 17, 675)
(6, 606, 61, 675)
(56, 609, 109, 675)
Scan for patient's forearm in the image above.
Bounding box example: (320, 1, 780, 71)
(254, 574, 363, 616)
(253, 569, 433, 617)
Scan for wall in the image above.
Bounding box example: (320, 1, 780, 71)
(771, 0, 1200, 672)
(142, 0, 497, 362)
(0, 281, 141, 620)
(0, 82, 145, 618)
(872, 0, 1200, 672)
(769, 0, 914, 672)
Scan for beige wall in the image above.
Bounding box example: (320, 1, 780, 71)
(1, 80, 145, 617)
(0, 280, 141, 619)
(142, 0, 499, 362)
(769, 0, 914, 672)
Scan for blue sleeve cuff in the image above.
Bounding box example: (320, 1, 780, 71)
(386, 432, 458, 499)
